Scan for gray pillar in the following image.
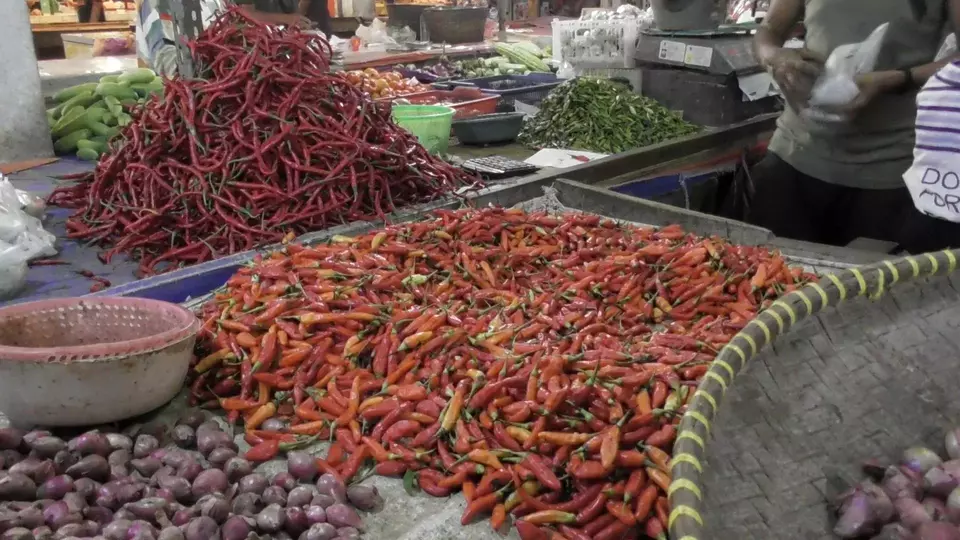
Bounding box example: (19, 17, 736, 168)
(0, 0, 55, 164)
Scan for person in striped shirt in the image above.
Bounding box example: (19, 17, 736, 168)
(900, 59, 960, 251)
(136, 0, 320, 77)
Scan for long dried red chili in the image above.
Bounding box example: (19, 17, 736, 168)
(46, 7, 478, 277)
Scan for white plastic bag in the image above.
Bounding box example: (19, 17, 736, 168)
(805, 22, 889, 123)
(635, 6, 655, 30)
(556, 61, 576, 79)
(0, 176, 57, 299)
(0, 243, 29, 300)
(935, 34, 957, 62)
(903, 147, 960, 223)
(16, 188, 45, 220)
(0, 176, 56, 261)
(355, 18, 399, 47)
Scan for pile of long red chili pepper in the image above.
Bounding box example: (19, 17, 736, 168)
(46, 7, 477, 277)
(190, 208, 815, 540)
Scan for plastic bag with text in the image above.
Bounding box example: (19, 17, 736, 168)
(0, 176, 57, 299)
(903, 147, 960, 224)
(804, 22, 889, 124)
(902, 59, 960, 223)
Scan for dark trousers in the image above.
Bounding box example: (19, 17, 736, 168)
(899, 205, 960, 253)
(747, 153, 908, 247)
(747, 153, 960, 253)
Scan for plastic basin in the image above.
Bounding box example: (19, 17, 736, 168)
(448, 74, 561, 106)
(0, 297, 199, 427)
(381, 88, 499, 120)
(452, 112, 526, 145)
(392, 104, 456, 154)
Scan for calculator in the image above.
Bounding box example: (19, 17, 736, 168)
(461, 156, 539, 179)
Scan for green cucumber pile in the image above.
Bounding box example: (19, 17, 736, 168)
(47, 68, 163, 161)
(457, 42, 554, 78)
(494, 42, 551, 72)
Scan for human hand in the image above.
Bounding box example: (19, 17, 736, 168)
(764, 47, 823, 107)
(828, 70, 905, 116)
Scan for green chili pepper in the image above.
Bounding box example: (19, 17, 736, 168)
(519, 78, 698, 154)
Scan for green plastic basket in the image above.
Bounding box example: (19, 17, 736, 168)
(392, 105, 455, 155)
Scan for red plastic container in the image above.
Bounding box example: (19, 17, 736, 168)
(379, 88, 498, 119)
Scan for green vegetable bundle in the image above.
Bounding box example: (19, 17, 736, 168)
(518, 78, 699, 154)
(47, 68, 163, 161)
(495, 42, 550, 72)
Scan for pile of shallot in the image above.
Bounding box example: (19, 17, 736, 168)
(0, 410, 381, 540)
(834, 428, 960, 540)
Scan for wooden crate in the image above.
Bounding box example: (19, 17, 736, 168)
(104, 11, 135, 22)
(30, 13, 80, 24)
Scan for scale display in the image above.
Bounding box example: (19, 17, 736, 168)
(630, 24, 779, 127)
(634, 25, 761, 76)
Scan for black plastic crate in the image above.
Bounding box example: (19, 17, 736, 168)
(448, 74, 561, 106)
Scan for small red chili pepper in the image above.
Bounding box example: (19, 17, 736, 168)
(244, 439, 280, 462)
(515, 520, 549, 540)
(374, 461, 407, 476)
(605, 500, 636, 526)
(461, 492, 500, 525)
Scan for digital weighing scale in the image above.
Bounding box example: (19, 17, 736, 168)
(632, 23, 782, 126)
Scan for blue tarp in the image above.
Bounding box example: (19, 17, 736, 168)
(6, 158, 732, 306)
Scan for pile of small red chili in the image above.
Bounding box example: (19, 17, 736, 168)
(190, 207, 815, 540)
(46, 7, 477, 277)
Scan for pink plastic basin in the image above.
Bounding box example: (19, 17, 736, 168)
(0, 297, 199, 427)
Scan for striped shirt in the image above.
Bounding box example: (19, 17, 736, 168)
(135, 0, 227, 77)
(914, 62, 960, 155)
(903, 61, 960, 222)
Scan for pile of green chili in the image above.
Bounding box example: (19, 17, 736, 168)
(518, 78, 699, 154)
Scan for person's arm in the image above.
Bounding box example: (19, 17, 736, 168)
(842, 0, 960, 111)
(755, 0, 821, 109)
(236, 3, 312, 26)
(754, 0, 805, 70)
(904, 0, 960, 84)
(135, 0, 179, 76)
(90, 0, 104, 22)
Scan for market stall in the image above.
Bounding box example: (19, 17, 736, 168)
(19, 0, 794, 314)
(6, 3, 943, 540)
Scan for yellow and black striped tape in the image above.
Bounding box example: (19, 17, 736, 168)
(668, 249, 960, 540)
